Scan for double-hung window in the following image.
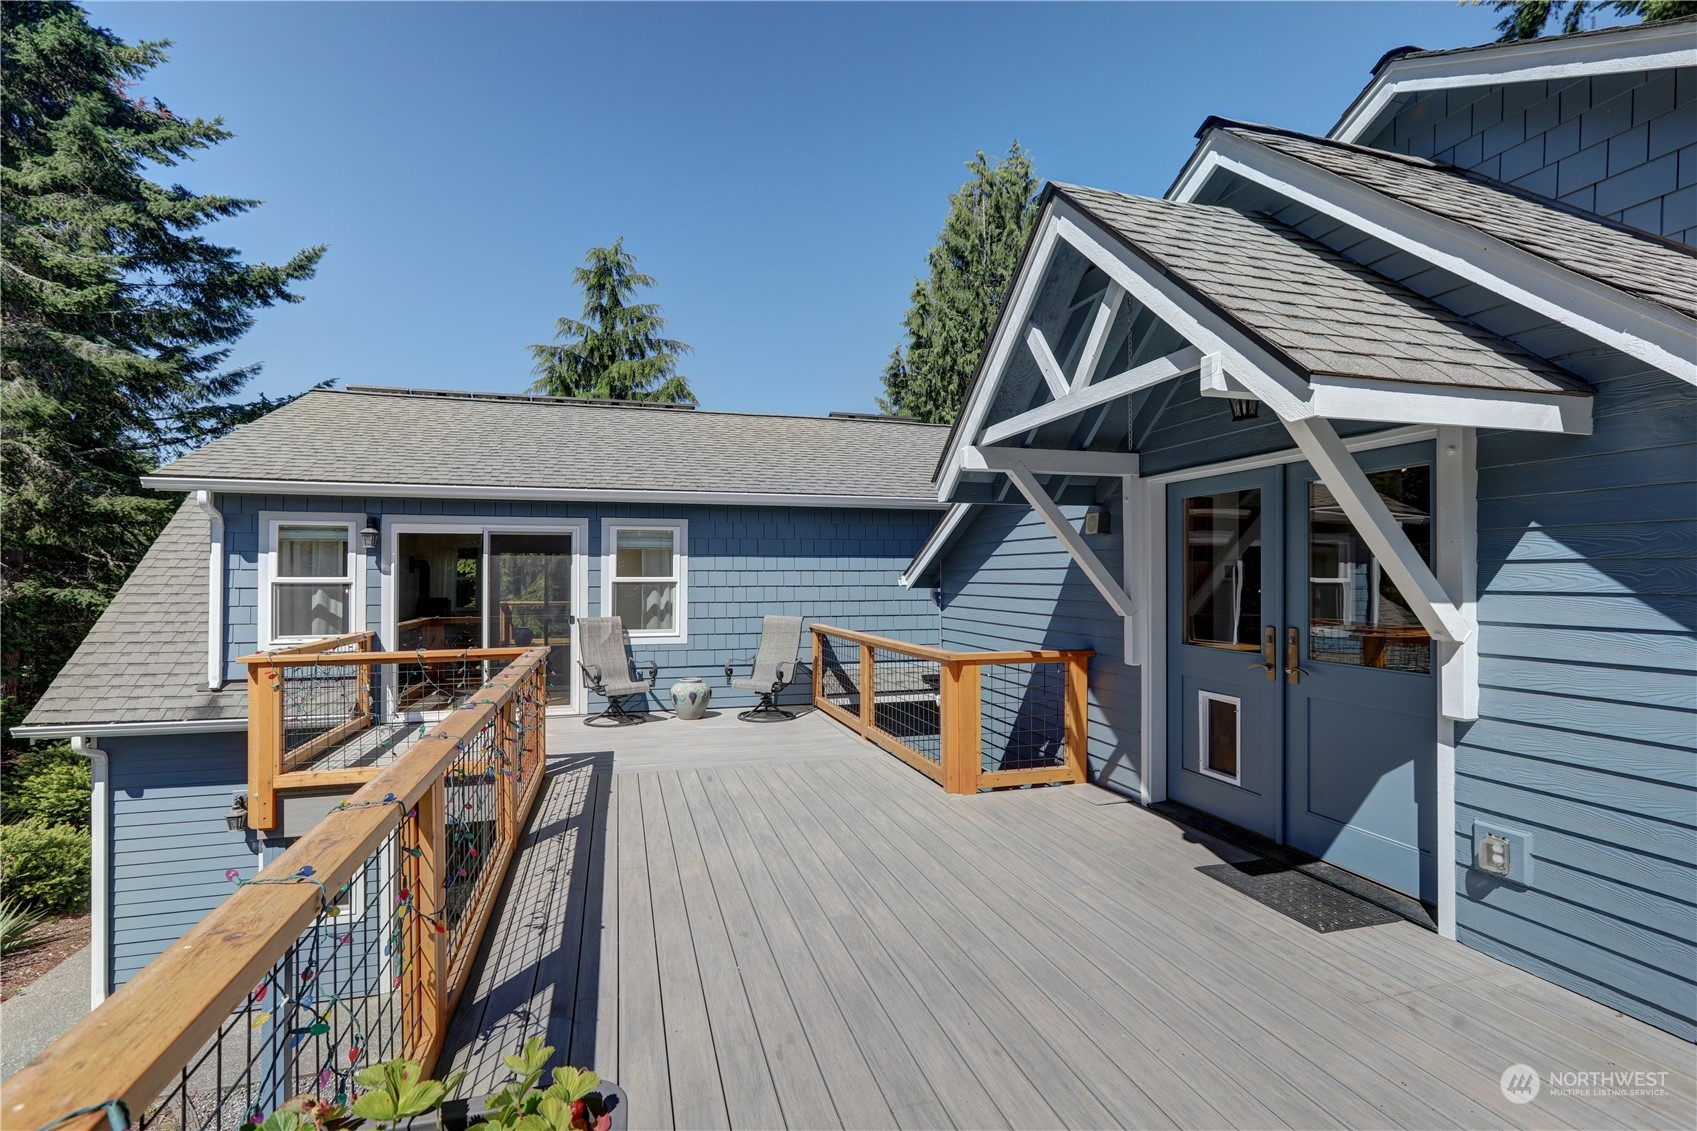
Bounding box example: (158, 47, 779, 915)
(602, 520, 687, 642)
(266, 521, 359, 645)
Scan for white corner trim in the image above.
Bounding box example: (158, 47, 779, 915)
(70, 737, 111, 1007)
(1027, 323, 1072, 400)
(1174, 130, 1697, 386)
(257, 512, 367, 651)
(141, 476, 948, 512)
(1330, 21, 1697, 143)
(1003, 461, 1137, 619)
(963, 446, 1140, 479)
(980, 347, 1205, 447)
(193, 491, 225, 690)
(900, 503, 973, 588)
(600, 518, 689, 644)
(1435, 426, 1481, 722)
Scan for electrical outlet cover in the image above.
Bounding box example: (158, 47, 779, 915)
(1472, 821, 1533, 886)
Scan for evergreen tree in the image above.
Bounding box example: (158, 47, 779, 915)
(0, 1, 325, 718)
(879, 142, 1040, 424)
(1477, 0, 1696, 41)
(528, 238, 696, 403)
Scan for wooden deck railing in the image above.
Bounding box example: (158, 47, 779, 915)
(809, 624, 1091, 794)
(240, 638, 531, 830)
(3, 647, 550, 1131)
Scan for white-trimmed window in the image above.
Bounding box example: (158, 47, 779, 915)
(602, 520, 687, 642)
(261, 516, 362, 647)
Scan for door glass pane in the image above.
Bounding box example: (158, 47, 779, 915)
(489, 533, 573, 703)
(1308, 466, 1433, 673)
(396, 532, 482, 649)
(1183, 489, 1263, 650)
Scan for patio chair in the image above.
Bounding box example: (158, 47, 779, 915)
(578, 616, 658, 725)
(724, 615, 804, 722)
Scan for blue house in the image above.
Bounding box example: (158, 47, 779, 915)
(904, 20, 1696, 1040)
(15, 388, 948, 1003)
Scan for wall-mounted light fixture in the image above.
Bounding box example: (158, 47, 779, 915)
(224, 793, 249, 832)
(1228, 397, 1260, 422)
(360, 515, 381, 551)
(1083, 507, 1112, 536)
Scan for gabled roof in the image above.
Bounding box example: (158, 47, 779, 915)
(19, 502, 244, 732)
(1051, 184, 1591, 395)
(1203, 121, 1697, 318)
(147, 388, 951, 506)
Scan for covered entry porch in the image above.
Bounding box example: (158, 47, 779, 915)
(439, 710, 1694, 1129)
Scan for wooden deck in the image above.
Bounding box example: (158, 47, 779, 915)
(440, 711, 1694, 1129)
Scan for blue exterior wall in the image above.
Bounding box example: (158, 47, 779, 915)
(1457, 365, 1697, 1041)
(216, 496, 942, 710)
(103, 730, 258, 991)
(1362, 68, 1697, 244)
(939, 501, 1141, 797)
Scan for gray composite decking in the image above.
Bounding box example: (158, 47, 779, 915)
(440, 711, 1695, 1130)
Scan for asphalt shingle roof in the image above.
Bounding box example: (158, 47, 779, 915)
(21, 502, 245, 728)
(1214, 123, 1697, 319)
(1053, 184, 1593, 396)
(151, 390, 952, 499)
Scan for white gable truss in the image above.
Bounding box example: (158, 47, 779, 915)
(932, 190, 1603, 725)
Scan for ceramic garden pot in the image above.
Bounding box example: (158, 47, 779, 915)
(670, 677, 712, 720)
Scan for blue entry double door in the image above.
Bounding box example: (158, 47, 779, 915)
(1166, 443, 1438, 902)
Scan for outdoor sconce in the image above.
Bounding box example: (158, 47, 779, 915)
(224, 793, 249, 832)
(1228, 397, 1260, 422)
(1083, 507, 1112, 536)
(360, 515, 381, 551)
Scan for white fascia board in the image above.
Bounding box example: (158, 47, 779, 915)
(900, 503, 972, 588)
(1050, 197, 1317, 420)
(1331, 21, 1697, 143)
(12, 718, 248, 739)
(141, 476, 948, 511)
(1171, 133, 1697, 385)
(1308, 374, 1593, 434)
(939, 209, 1065, 503)
(964, 446, 1140, 479)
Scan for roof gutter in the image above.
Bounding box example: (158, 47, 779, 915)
(193, 490, 225, 691)
(11, 718, 248, 740)
(141, 476, 949, 511)
(1330, 18, 1697, 143)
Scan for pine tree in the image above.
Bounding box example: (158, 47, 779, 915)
(879, 143, 1040, 424)
(1477, 0, 1696, 41)
(528, 238, 696, 403)
(0, 1, 325, 720)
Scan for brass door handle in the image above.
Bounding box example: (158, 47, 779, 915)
(1247, 625, 1277, 682)
(1285, 627, 1310, 684)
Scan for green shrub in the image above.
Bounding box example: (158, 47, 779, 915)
(0, 897, 45, 954)
(0, 818, 91, 912)
(2, 743, 91, 828)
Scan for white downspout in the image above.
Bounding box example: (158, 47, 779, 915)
(193, 490, 225, 690)
(69, 737, 110, 1008)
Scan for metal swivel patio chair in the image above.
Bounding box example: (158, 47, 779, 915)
(724, 615, 804, 721)
(578, 616, 658, 725)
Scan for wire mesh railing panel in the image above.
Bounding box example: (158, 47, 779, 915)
(979, 662, 1068, 773)
(868, 647, 942, 765)
(816, 634, 862, 712)
(140, 826, 414, 1130)
(442, 716, 501, 962)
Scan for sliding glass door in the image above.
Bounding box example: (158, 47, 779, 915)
(487, 533, 573, 704)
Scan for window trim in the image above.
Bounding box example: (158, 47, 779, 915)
(258, 512, 366, 649)
(600, 518, 688, 644)
(1196, 690, 1243, 786)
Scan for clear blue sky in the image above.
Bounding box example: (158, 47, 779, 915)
(83, 1, 1525, 416)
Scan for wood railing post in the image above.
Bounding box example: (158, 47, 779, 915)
(247, 661, 282, 830)
(496, 699, 517, 843)
(405, 779, 449, 1070)
(858, 642, 876, 736)
(1063, 654, 1090, 784)
(941, 660, 982, 796)
(812, 628, 823, 707)
(354, 633, 373, 722)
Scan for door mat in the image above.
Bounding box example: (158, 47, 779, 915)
(1197, 858, 1402, 933)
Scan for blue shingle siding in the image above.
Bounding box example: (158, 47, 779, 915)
(218, 496, 940, 709)
(104, 731, 254, 991)
(939, 503, 1140, 797)
(1458, 365, 1697, 1041)
(1365, 68, 1697, 244)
